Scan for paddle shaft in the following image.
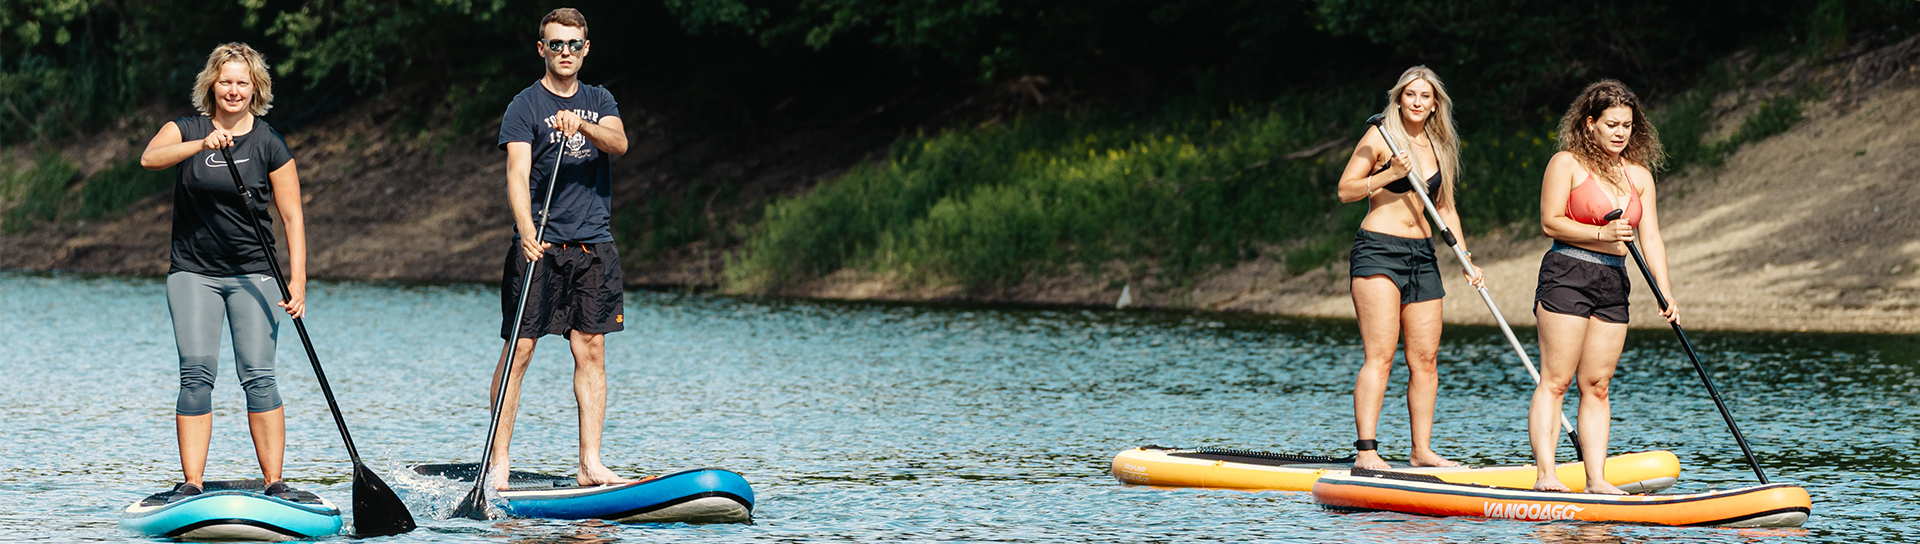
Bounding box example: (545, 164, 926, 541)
(1367, 118, 1585, 462)
(459, 143, 566, 518)
(1614, 223, 1769, 484)
(215, 148, 363, 465)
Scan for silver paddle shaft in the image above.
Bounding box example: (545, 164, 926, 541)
(1369, 126, 1580, 439)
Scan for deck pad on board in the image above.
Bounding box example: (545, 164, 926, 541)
(412, 463, 598, 491)
(136, 479, 326, 507)
(1164, 447, 1376, 468)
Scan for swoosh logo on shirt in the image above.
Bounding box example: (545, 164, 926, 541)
(205, 153, 251, 168)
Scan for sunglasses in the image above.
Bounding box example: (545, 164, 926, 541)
(541, 39, 586, 53)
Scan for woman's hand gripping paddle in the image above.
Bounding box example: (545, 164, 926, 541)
(452, 143, 568, 520)
(216, 148, 417, 537)
(1364, 114, 1587, 462)
(1604, 208, 1770, 483)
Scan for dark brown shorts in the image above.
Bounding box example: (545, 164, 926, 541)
(1535, 242, 1630, 324)
(501, 241, 625, 339)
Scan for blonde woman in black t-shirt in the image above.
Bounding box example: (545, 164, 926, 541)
(139, 42, 308, 501)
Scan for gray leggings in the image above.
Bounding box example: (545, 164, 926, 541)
(167, 271, 283, 416)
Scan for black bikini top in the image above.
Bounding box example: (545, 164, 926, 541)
(1369, 162, 1442, 196)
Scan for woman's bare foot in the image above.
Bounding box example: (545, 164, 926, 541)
(578, 462, 634, 487)
(1533, 473, 1570, 492)
(1409, 450, 1461, 468)
(1584, 479, 1627, 495)
(1352, 450, 1391, 470)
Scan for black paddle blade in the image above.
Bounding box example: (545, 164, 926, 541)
(1366, 113, 1387, 127)
(352, 462, 417, 537)
(451, 485, 491, 521)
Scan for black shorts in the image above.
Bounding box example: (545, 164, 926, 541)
(501, 241, 626, 339)
(1349, 229, 1445, 304)
(1534, 242, 1630, 324)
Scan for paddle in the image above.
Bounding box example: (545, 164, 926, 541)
(1364, 114, 1586, 462)
(216, 147, 417, 536)
(1603, 208, 1769, 484)
(452, 142, 567, 520)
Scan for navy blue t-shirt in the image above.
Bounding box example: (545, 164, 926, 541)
(497, 81, 619, 244)
(169, 115, 294, 276)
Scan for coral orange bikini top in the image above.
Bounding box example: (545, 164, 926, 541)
(1567, 160, 1641, 227)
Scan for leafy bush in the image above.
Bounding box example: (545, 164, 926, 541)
(0, 151, 171, 234)
(1, 151, 79, 234)
(730, 98, 1382, 290)
(78, 157, 174, 221)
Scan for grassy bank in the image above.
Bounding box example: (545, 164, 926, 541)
(727, 56, 1825, 293)
(1, 152, 169, 234)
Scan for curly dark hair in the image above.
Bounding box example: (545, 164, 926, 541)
(1556, 79, 1666, 182)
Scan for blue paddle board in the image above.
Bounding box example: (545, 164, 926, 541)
(120, 480, 342, 541)
(414, 464, 753, 524)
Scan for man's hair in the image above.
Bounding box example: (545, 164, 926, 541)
(192, 42, 274, 116)
(541, 8, 588, 39)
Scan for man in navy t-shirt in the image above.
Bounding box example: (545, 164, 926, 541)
(489, 7, 632, 490)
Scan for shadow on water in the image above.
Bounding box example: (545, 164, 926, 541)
(1, 270, 1915, 542)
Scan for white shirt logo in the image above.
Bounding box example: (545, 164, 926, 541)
(205, 152, 251, 168)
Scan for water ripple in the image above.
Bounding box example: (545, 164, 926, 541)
(0, 270, 1911, 542)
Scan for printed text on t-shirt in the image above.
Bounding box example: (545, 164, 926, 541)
(544, 110, 601, 159)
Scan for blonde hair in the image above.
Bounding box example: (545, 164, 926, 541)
(1556, 79, 1666, 183)
(192, 43, 274, 117)
(1377, 66, 1461, 208)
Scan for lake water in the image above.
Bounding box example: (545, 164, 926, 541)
(1, 270, 1914, 543)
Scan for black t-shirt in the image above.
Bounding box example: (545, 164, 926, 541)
(497, 81, 619, 244)
(168, 115, 294, 276)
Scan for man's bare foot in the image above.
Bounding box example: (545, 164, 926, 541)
(1352, 450, 1391, 470)
(489, 464, 512, 491)
(1534, 473, 1570, 492)
(1409, 450, 1461, 468)
(578, 462, 634, 487)
(1584, 480, 1627, 495)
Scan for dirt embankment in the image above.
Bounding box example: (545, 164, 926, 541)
(795, 35, 1920, 334)
(0, 80, 967, 285)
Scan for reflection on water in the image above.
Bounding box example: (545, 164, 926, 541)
(0, 270, 1914, 543)
(498, 519, 621, 544)
(1532, 523, 1630, 544)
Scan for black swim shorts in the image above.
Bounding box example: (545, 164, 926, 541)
(501, 241, 626, 339)
(1349, 229, 1446, 305)
(1534, 241, 1630, 324)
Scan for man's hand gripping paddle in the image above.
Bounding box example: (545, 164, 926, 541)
(1365, 114, 1586, 462)
(217, 147, 417, 537)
